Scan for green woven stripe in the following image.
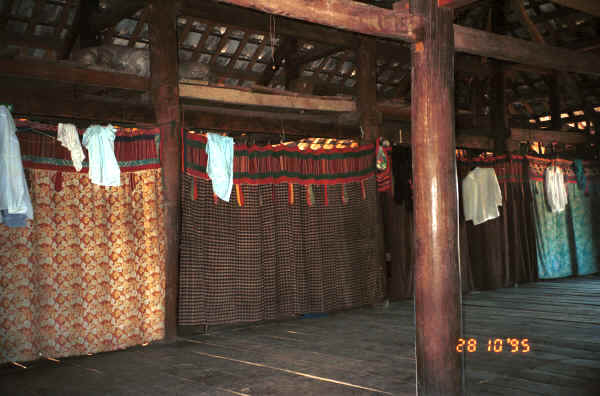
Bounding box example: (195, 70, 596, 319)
(22, 155, 159, 167)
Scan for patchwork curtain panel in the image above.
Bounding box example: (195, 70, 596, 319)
(179, 132, 384, 325)
(528, 157, 600, 279)
(0, 122, 165, 363)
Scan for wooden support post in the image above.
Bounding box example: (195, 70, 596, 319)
(149, 0, 181, 342)
(79, 0, 102, 49)
(410, 0, 462, 394)
(490, 2, 507, 154)
(549, 74, 562, 130)
(491, 65, 507, 153)
(358, 37, 381, 142)
(471, 77, 483, 128)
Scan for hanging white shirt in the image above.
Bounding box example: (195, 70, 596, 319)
(58, 123, 85, 172)
(462, 167, 503, 226)
(82, 125, 121, 187)
(544, 165, 568, 213)
(0, 105, 33, 224)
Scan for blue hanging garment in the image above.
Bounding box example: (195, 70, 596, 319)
(0, 105, 33, 227)
(205, 133, 234, 202)
(82, 125, 121, 187)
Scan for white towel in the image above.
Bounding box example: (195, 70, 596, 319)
(58, 123, 85, 171)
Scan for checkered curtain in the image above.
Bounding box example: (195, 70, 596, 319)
(178, 176, 385, 325)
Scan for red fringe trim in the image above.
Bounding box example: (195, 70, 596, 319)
(236, 184, 244, 206)
(361, 180, 366, 200)
(130, 174, 136, 191)
(53, 171, 63, 192)
(288, 183, 294, 205)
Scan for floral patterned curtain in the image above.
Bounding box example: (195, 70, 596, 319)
(0, 122, 165, 363)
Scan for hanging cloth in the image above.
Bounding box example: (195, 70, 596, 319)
(572, 159, 586, 192)
(544, 165, 568, 213)
(462, 167, 503, 226)
(58, 123, 85, 171)
(0, 105, 33, 227)
(205, 132, 234, 202)
(82, 124, 121, 187)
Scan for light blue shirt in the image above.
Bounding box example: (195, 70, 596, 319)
(82, 125, 121, 187)
(0, 105, 33, 226)
(206, 133, 234, 202)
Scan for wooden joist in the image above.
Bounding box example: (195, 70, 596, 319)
(179, 82, 357, 112)
(0, 32, 63, 51)
(438, 0, 481, 8)
(0, 59, 149, 91)
(456, 134, 495, 151)
(550, 0, 600, 17)
(454, 25, 600, 77)
(509, 128, 597, 145)
(183, 108, 357, 138)
(213, 0, 423, 42)
(0, 78, 155, 124)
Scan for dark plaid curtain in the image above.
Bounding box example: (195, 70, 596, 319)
(179, 177, 384, 325)
(178, 133, 384, 325)
(387, 152, 537, 299)
(458, 155, 538, 289)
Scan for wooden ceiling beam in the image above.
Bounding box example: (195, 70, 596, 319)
(183, 108, 357, 138)
(179, 82, 356, 112)
(212, 0, 422, 42)
(181, 1, 354, 47)
(454, 25, 600, 76)
(0, 32, 63, 51)
(0, 59, 149, 91)
(0, 78, 155, 124)
(509, 127, 598, 145)
(549, 1, 600, 17)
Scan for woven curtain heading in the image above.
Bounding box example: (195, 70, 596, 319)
(183, 132, 376, 186)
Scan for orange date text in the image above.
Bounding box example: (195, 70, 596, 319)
(456, 338, 530, 353)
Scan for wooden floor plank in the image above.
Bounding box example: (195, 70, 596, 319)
(0, 276, 598, 395)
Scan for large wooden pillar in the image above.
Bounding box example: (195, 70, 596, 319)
(410, 0, 462, 394)
(149, 0, 181, 341)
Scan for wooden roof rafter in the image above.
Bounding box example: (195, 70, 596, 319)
(127, 6, 149, 48)
(190, 22, 214, 63)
